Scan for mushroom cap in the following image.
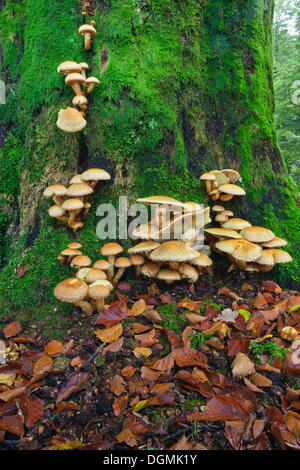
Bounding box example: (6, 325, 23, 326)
(69, 174, 84, 185)
(212, 205, 225, 212)
(260, 236, 288, 248)
(57, 61, 82, 74)
(210, 170, 229, 186)
(88, 283, 110, 300)
(205, 228, 242, 239)
(222, 218, 252, 230)
(101, 242, 123, 257)
(128, 241, 160, 254)
(67, 242, 82, 249)
(157, 269, 180, 282)
(44, 184, 67, 198)
(218, 184, 246, 196)
(132, 223, 159, 240)
(222, 210, 234, 217)
(130, 254, 145, 266)
(200, 172, 216, 181)
(93, 259, 111, 271)
(76, 267, 106, 283)
(149, 241, 199, 262)
(72, 95, 88, 106)
(54, 278, 88, 303)
(78, 62, 89, 71)
(255, 250, 275, 267)
(71, 255, 92, 267)
(269, 249, 292, 263)
(221, 169, 240, 183)
(215, 213, 228, 222)
(136, 195, 185, 208)
(56, 107, 87, 132)
(65, 73, 86, 86)
(81, 168, 111, 181)
(215, 238, 262, 262)
(78, 24, 97, 36)
(190, 253, 213, 267)
(183, 201, 203, 212)
(178, 263, 199, 283)
(62, 198, 84, 211)
(66, 183, 94, 197)
(141, 262, 160, 278)
(61, 248, 82, 257)
(240, 226, 275, 243)
(114, 257, 131, 268)
(89, 279, 113, 293)
(85, 76, 100, 85)
(48, 205, 66, 217)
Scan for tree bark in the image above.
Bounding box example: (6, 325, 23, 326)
(0, 0, 299, 314)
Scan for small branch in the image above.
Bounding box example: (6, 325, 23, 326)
(79, 342, 107, 369)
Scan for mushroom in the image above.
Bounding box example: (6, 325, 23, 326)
(81, 168, 111, 188)
(93, 259, 111, 272)
(66, 183, 94, 203)
(130, 254, 145, 277)
(157, 269, 180, 284)
(280, 327, 298, 342)
(132, 223, 159, 240)
(67, 242, 82, 250)
(56, 107, 86, 132)
(141, 262, 160, 278)
(78, 62, 89, 79)
(200, 172, 217, 194)
(219, 193, 234, 202)
(215, 213, 228, 223)
(260, 236, 288, 248)
(72, 95, 88, 111)
(149, 241, 200, 265)
(210, 170, 230, 186)
(71, 255, 92, 268)
(76, 267, 107, 284)
(48, 205, 69, 224)
(62, 198, 84, 229)
(255, 249, 292, 271)
(100, 242, 123, 281)
(43, 184, 67, 207)
(61, 248, 82, 264)
(221, 169, 240, 183)
(78, 24, 97, 51)
(178, 263, 199, 283)
(65, 73, 86, 96)
(215, 238, 262, 268)
(88, 282, 110, 313)
(128, 241, 160, 256)
(205, 228, 242, 240)
(222, 218, 251, 231)
(85, 76, 100, 95)
(190, 253, 213, 271)
(69, 174, 84, 185)
(113, 257, 131, 284)
(240, 226, 275, 244)
(212, 205, 225, 213)
(218, 183, 246, 197)
(57, 61, 82, 75)
(54, 278, 92, 315)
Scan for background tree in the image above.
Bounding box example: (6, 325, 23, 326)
(0, 0, 299, 323)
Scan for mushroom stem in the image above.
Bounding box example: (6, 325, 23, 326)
(68, 210, 77, 229)
(53, 195, 64, 207)
(55, 215, 69, 224)
(113, 268, 126, 284)
(205, 181, 212, 194)
(86, 83, 97, 95)
(107, 255, 115, 281)
(84, 33, 92, 51)
(71, 83, 83, 96)
(135, 266, 141, 277)
(96, 297, 105, 312)
(169, 262, 179, 270)
(75, 300, 93, 316)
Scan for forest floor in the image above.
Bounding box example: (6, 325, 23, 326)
(0, 273, 300, 451)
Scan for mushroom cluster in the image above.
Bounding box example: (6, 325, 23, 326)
(56, 60, 100, 132)
(81, 1, 96, 18)
(44, 168, 111, 231)
(200, 169, 246, 201)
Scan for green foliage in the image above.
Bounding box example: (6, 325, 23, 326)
(249, 339, 290, 364)
(157, 302, 188, 334)
(190, 331, 213, 349)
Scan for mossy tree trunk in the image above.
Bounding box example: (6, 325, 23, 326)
(0, 0, 299, 317)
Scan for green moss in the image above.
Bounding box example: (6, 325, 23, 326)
(157, 302, 188, 334)
(190, 331, 213, 349)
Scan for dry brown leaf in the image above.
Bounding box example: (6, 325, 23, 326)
(133, 347, 152, 359)
(3, 321, 22, 339)
(117, 427, 137, 447)
(121, 366, 136, 378)
(143, 309, 162, 323)
(32, 354, 53, 373)
(113, 394, 129, 417)
(44, 340, 63, 356)
(110, 375, 127, 396)
(169, 434, 190, 450)
(231, 353, 255, 378)
(102, 337, 124, 355)
(130, 299, 147, 316)
(95, 323, 123, 343)
(0, 373, 16, 386)
(250, 372, 272, 388)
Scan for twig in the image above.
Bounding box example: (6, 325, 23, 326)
(79, 342, 107, 369)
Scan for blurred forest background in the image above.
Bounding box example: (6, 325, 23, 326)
(274, 0, 300, 185)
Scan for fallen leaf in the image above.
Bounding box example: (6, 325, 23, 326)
(250, 372, 272, 388)
(110, 375, 127, 396)
(32, 354, 53, 374)
(3, 321, 22, 339)
(121, 366, 136, 378)
(0, 373, 16, 386)
(130, 299, 147, 316)
(17, 265, 30, 278)
(113, 394, 129, 416)
(242, 283, 253, 291)
(133, 347, 152, 359)
(143, 309, 162, 323)
(0, 414, 24, 436)
(56, 372, 89, 405)
(18, 394, 44, 428)
(117, 427, 138, 447)
(188, 395, 251, 422)
(169, 434, 190, 450)
(95, 323, 123, 343)
(94, 301, 128, 327)
(44, 340, 63, 356)
(231, 353, 255, 378)
(102, 337, 124, 355)
(252, 292, 267, 308)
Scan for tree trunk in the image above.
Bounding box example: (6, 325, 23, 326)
(0, 0, 299, 315)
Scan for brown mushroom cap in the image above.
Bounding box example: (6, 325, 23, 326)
(88, 283, 110, 300)
(222, 218, 252, 230)
(65, 72, 86, 88)
(260, 236, 288, 248)
(85, 76, 100, 86)
(221, 169, 240, 183)
(210, 170, 229, 186)
(218, 183, 246, 196)
(215, 238, 262, 262)
(69, 174, 84, 185)
(78, 24, 97, 36)
(66, 183, 94, 198)
(72, 95, 88, 107)
(212, 205, 225, 212)
(140, 262, 160, 278)
(255, 250, 275, 269)
(130, 254, 145, 266)
(93, 259, 111, 271)
(215, 213, 228, 223)
(205, 228, 242, 239)
(190, 253, 213, 267)
(81, 168, 111, 182)
(157, 269, 180, 283)
(89, 279, 113, 291)
(114, 257, 131, 268)
(67, 242, 82, 249)
(240, 226, 275, 243)
(101, 242, 123, 257)
(200, 172, 216, 181)
(61, 248, 82, 257)
(62, 198, 84, 211)
(71, 255, 92, 267)
(44, 184, 67, 198)
(136, 195, 185, 209)
(54, 278, 88, 303)
(57, 61, 82, 74)
(222, 210, 234, 217)
(76, 267, 106, 283)
(149, 241, 199, 262)
(128, 241, 160, 254)
(178, 264, 199, 283)
(48, 205, 66, 218)
(56, 107, 87, 132)
(132, 223, 159, 240)
(269, 249, 292, 263)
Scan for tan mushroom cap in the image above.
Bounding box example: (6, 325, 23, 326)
(132, 223, 159, 240)
(240, 226, 275, 243)
(221, 169, 240, 183)
(215, 213, 228, 223)
(128, 241, 160, 254)
(222, 218, 252, 230)
(62, 198, 84, 211)
(215, 238, 262, 262)
(212, 205, 225, 212)
(56, 107, 87, 132)
(69, 174, 84, 185)
(255, 250, 275, 268)
(72, 95, 88, 106)
(93, 259, 111, 271)
(179, 264, 199, 283)
(79, 24, 97, 36)
(68, 242, 82, 249)
(101, 242, 123, 257)
(48, 205, 65, 217)
(130, 254, 145, 266)
(78, 62, 89, 71)
(141, 262, 160, 278)
(205, 227, 242, 239)
(157, 269, 180, 283)
(210, 170, 229, 186)
(136, 195, 185, 209)
(85, 76, 100, 86)
(66, 183, 94, 197)
(150, 240, 199, 262)
(71, 255, 92, 267)
(260, 236, 288, 248)
(76, 267, 106, 283)
(88, 283, 110, 300)
(200, 172, 216, 181)
(89, 279, 113, 291)
(61, 248, 82, 257)
(81, 168, 111, 182)
(218, 183, 246, 196)
(269, 249, 292, 263)
(44, 184, 67, 198)
(190, 253, 213, 267)
(222, 210, 234, 217)
(65, 72, 86, 87)
(57, 61, 82, 74)
(114, 257, 131, 268)
(54, 278, 88, 303)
